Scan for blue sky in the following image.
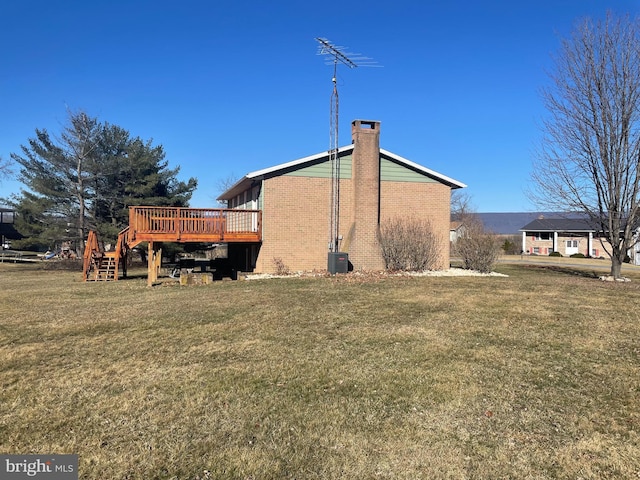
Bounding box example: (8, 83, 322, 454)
(1, 0, 639, 212)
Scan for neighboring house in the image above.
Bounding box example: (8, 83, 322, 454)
(451, 212, 558, 249)
(450, 221, 465, 243)
(218, 119, 466, 274)
(520, 216, 610, 258)
(633, 231, 640, 266)
(0, 208, 20, 248)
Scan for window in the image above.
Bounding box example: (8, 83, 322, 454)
(0, 211, 14, 224)
(533, 247, 540, 254)
(534, 232, 551, 241)
(566, 240, 578, 248)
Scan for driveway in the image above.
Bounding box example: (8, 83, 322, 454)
(495, 255, 640, 274)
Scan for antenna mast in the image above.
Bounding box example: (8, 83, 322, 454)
(316, 37, 376, 253)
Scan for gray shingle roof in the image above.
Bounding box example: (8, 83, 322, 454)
(520, 217, 596, 232)
(469, 212, 597, 235)
(473, 213, 557, 235)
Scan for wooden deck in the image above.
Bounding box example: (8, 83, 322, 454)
(127, 206, 262, 247)
(83, 206, 262, 285)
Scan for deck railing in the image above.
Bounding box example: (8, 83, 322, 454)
(128, 206, 262, 244)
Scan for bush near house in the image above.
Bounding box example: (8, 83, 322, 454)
(454, 217, 501, 273)
(272, 257, 290, 275)
(378, 217, 443, 271)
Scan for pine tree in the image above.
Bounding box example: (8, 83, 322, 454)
(8, 111, 197, 252)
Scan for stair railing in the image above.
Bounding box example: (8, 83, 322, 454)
(82, 230, 100, 281)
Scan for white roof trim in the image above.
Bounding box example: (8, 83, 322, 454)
(245, 145, 354, 179)
(219, 145, 466, 200)
(380, 148, 467, 188)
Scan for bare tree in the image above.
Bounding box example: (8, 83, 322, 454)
(450, 190, 474, 221)
(0, 156, 12, 180)
(531, 12, 640, 279)
(214, 174, 239, 206)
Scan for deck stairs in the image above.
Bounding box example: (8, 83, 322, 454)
(82, 228, 135, 281)
(92, 252, 118, 281)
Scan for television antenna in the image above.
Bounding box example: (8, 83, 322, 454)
(315, 37, 378, 253)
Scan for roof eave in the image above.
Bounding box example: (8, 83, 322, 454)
(217, 176, 252, 201)
(217, 146, 355, 201)
(246, 145, 354, 179)
(218, 145, 467, 200)
(519, 227, 596, 233)
(379, 148, 467, 189)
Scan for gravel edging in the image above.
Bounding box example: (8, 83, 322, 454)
(245, 268, 508, 280)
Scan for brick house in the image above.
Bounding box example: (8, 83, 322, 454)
(520, 217, 610, 258)
(218, 120, 466, 274)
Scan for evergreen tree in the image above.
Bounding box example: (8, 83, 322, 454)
(8, 111, 197, 252)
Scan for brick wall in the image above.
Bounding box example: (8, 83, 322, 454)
(254, 176, 453, 273)
(255, 175, 331, 272)
(251, 120, 454, 273)
(380, 181, 451, 270)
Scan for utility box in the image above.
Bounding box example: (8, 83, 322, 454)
(328, 252, 349, 274)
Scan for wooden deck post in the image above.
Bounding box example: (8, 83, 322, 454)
(156, 246, 162, 281)
(148, 241, 162, 286)
(147, 241, 154, 286)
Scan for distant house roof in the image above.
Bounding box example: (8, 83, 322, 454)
(218, 146, 466, 201)
(473, 213, 556, 235)
(470, 212, 596, 235)
(520, 217, 597, 233)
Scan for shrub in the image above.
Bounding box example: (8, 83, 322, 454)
(501, 236, 521, 255)
(549, 251, 563, 257)
(272, 257, 290, 275)
(570, 253, 586, 258)
(453, 216, 501, 273)
(378, 217, 443, 271)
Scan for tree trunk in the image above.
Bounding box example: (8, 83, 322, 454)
(611, 255, 623, 279)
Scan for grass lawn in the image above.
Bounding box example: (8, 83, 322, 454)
(1, 261, 640, 479)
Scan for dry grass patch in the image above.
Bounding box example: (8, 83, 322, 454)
(1, 262, 640, 478)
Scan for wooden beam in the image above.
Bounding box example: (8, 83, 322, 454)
(147, 241, 155, 286)
(147, 242, 163, 286)
(156, 246, 162, 282)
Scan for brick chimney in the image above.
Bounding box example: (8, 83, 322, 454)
(347, 120, 385, 270)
